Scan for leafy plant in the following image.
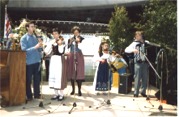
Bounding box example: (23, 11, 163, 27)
(109, 6, 133, 51)
(136, 0, 177, 77)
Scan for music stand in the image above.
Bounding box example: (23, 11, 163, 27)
(141, 49, 176, 111)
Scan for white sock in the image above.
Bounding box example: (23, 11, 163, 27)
(95, 91, 100, 95)
(59, 90, 64, 97)
(54, 89, 59, 96)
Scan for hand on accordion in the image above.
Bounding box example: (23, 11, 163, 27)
(133, 49, 139, 54)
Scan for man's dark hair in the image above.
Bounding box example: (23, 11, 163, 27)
(25, 21, 34, 30)
(52, 28, 59, 33)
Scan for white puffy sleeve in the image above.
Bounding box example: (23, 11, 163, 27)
(78, 42, 83, 50)
(100, 54, 110, 59)
(58, 45, 65, 53)
(65, 45, 70, 54)
(92, 52, 102, 62)
(44, 40, 54, 55)
(125, 42, 137, 53)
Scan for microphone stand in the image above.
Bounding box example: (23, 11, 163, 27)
(137, 49, 154, 107)
(158, 49, 164, 111)
(68, 38, 78, 114)
(155, 49, 169, 111)
(141, 49, 176, 112)
(95, 57, 125, 109)
(95, 69, 110, 109)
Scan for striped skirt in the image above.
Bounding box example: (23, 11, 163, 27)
(67, 52, 85, 81)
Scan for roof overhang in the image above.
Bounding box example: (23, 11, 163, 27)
(7, 0, 148, 10)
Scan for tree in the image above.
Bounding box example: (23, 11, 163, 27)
(136, 0, 177, 84)
(109, 6, 132, 51)
(137, 0, 177, 51)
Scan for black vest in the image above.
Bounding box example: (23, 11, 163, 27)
(52, 45, 65, 56)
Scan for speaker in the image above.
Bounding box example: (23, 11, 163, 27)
(118, 73, 132, 94)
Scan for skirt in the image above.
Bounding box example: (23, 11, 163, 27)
(49, 55, 67, 90)
(67, 52, 85, 81)
(94, 61, 110, 91)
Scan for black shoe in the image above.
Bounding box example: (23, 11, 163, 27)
(51, 95, 59, 100)
(141, 93, 147, 97)
(78, 91, 82, 96)
(134, 94, 138, 97)
(34, 94, 41, 99)
(58, 96, 64, 101)
(70, 91, 75, 95)
(34, 96, 41, 99)
(26, 98, 33, 101)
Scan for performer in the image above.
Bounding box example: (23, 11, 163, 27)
(125, 31, 148, 97)
(20, 21, 42, 101)
(48, 36, 67, 101)
(67, 26, 85, 96)
(93, 41, 111, 94)
(44, 28, 61, 81)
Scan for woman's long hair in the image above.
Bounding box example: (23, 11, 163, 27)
(98, 42, 108, 57)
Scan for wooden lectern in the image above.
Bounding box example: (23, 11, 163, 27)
(0, 50, 26, 106)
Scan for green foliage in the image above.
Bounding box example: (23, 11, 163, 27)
(13, 19, 28, 42)
(109, 6, 132, 51)
(138, 0, 177, 51)
(136, 0, 177, 77)
(109, 1, 177, 78)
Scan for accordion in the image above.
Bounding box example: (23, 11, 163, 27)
(110, 58, 127, 72)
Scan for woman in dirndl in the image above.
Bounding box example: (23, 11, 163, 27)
(48, 36, 67, 101)
(67, 26, 85, 96)
(93, 41, 111, 95)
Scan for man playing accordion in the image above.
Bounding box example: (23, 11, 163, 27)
(125, 31, 148, 98)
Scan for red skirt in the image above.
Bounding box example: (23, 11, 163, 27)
(67, 52, 85, 81)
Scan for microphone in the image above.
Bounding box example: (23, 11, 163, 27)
(145, 40, 161, 47)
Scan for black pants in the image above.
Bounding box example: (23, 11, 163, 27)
(71, 80, 82, 93)
(45, 60, 50, 81)
(26, 62, 41, 99)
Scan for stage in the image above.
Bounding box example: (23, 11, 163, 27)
(0, 82, 177, 117)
